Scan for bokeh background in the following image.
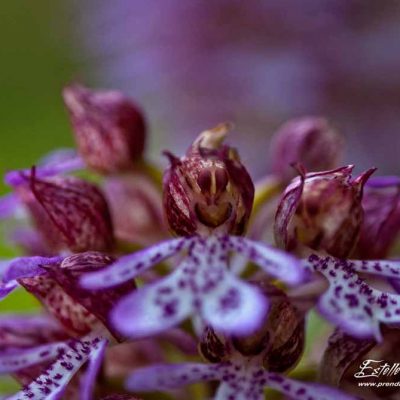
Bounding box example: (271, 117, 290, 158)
(1, 0, 400, 395)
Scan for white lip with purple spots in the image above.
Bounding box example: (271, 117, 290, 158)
(82, 234, 305, 338)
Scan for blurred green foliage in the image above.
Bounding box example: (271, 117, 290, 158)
(0, 1, 75, 192)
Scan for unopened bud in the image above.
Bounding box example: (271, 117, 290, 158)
(103, 173, 166, 246)
(270, 117, 343, 182)
(355, 181, 400, 259)
(63, 84, 146, 173)
(15, 169, 114, 253)
(163, 124, 254, 236)
(275, 165, 376, 258)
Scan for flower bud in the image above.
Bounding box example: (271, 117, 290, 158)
(103, 173, 166, 246)
(63, 84, 146, 173)
(14, 169, 114, 253)
(199, 279, 304, 372)
(355, 182, 400, 259)
(270, 117, 343, 182)
(275, 165, 376, 258)
(163, 123, 254, 236)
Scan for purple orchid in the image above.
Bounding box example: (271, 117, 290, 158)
(274, 164, 376, 258)
(273, 165, 400, 341)
(3, 80, 400, 399)
(126, 361, 356, 400)
(81, 124, 305, 339)
(124, 282, 355, 400)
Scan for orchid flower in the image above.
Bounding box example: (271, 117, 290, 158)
(126, 359, 356, 400)
(125, 282, 356, 400)
(82, 124, 306, 339)
(274, 166, 400, 341)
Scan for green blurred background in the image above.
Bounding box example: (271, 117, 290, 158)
(0, 1, 75, 189)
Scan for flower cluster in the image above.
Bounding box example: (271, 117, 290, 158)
(1, 84, 400, 399)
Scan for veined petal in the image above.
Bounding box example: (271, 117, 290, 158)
(307, 255, 400, 341)
(111, 267, 192, 338)
(19, 275, 105, 337)
(3, 256, 62, 283)
(27, 174, 114, 252)
(81, 237, 192, 289)
(7, 335, 104, 400)
(80, 338, 108, 400)
(0, 341, 66, 373)
(274, 173, 304, 250)
(266, 373, 357, 400)
(201, 273, 268, 336)
(126, 363, 220, 392)
(226, 236, 305, 285)
(45, 252, 135, 340)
